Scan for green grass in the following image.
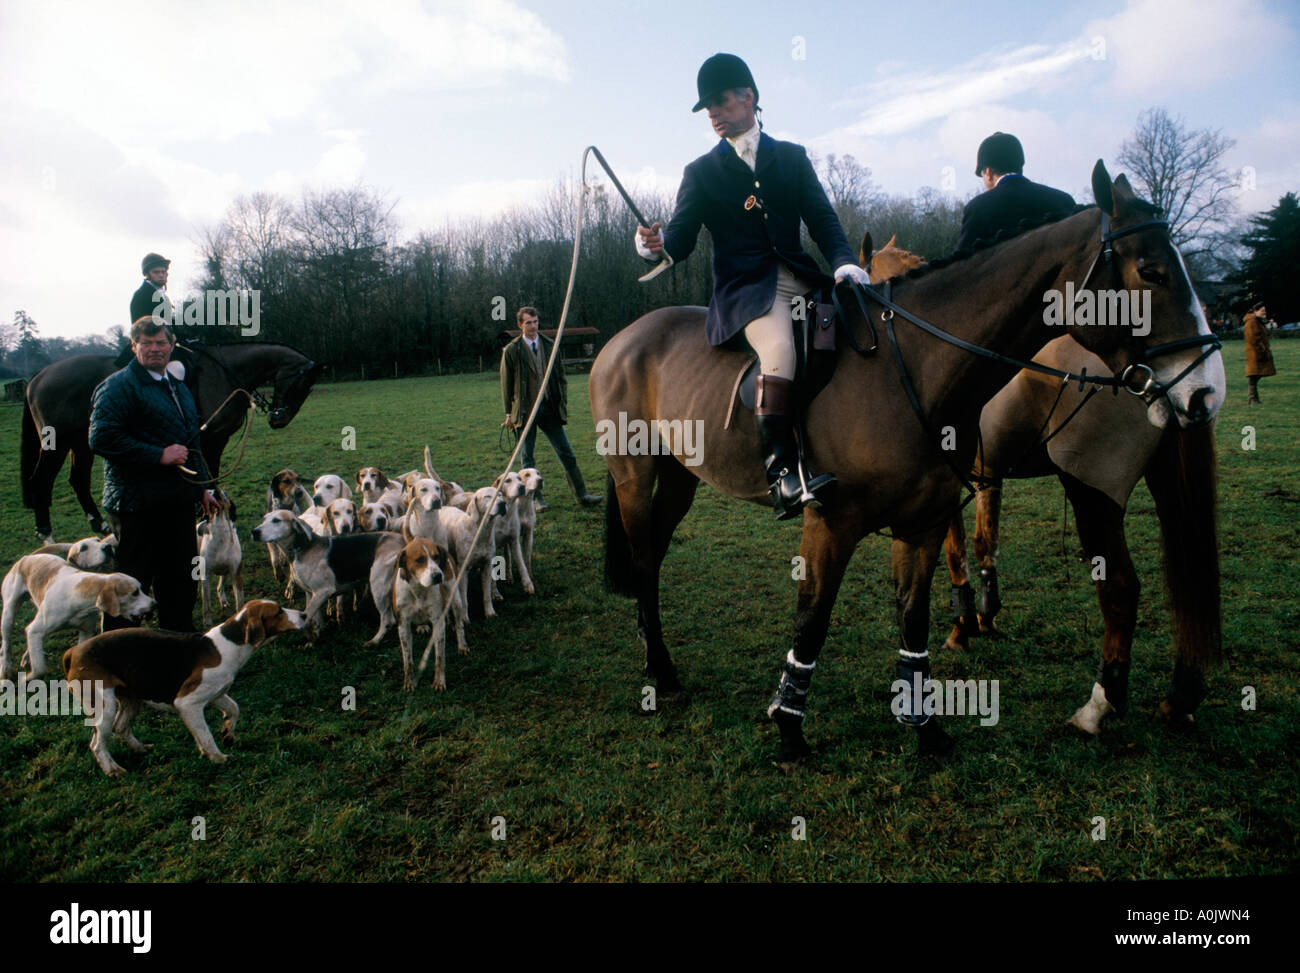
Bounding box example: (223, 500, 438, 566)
(1, 343, 1297, 881)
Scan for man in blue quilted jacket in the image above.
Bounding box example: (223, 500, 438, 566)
(636, 53, 870, 519)
(90, 317, 217, 631)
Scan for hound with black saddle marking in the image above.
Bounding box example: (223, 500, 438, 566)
(2, 554, 154, 680)
(251, 510, 403, 643)
(62, 600, 307, 776)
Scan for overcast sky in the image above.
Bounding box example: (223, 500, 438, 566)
(2, 0, 1296, 338)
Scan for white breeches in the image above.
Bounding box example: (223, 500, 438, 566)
(743, 263, 816, 381)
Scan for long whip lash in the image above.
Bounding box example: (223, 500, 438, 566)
(407, 146, 610, 698)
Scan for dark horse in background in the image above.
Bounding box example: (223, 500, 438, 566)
(592, 162, 1223, 764)
(22, 342, 322, 542)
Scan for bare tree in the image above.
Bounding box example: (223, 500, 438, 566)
(1116, 108, 1237, 259)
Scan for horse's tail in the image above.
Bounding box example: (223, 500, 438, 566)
(20, 395, 42, 510)
(1145, 421, 1222, 668)
(604, 472, 636, 596)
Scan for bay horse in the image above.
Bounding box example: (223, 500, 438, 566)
(21, 342, 322, 541)
(859, 232, 1224, 737)
(592, 162, 1223, 763)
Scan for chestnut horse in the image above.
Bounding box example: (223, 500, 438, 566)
(22, 342, 322, 541)
(860, 233, 1224, 736)
(592, 162, 1223, 763)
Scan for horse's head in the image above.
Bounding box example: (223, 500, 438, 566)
(858, 231, 926, 284)
(1062, 161, 1224, 429)
(268, 359, 323, 429)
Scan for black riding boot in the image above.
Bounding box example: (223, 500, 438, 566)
(754, 374, 835, 520)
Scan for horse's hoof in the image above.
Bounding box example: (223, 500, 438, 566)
(976, 616, 1004, 638)
(656, 686, 690, 709)
(1155, 700, 1196, 731)
(943, 629, 970, 653)
(916, 720, 956, 757)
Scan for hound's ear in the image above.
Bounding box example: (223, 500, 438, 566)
(243, 606, 266, 646)
(292, 516, 313, 543)
(341, 482, 353, 499)
(493, 473, 504, 489)
(228, 499, 237, 522)
(377, 471, 389, 489)
(355, 470, 365, 489)
(324, 507, 336, 531)
(95, 582, 121, 617)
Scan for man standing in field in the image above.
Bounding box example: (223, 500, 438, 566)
(90, 317, 216, 631)
(501, 306, 601, 509)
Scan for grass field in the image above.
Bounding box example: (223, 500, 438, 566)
(1, 341, 1297, 882)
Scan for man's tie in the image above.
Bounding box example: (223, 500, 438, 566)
(165, 378, 185, 419)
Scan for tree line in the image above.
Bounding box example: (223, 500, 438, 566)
(5, 108, 1295, 381)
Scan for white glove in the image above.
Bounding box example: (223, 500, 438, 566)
(834, 263, 870, 286)
(634, 229, 655, 260)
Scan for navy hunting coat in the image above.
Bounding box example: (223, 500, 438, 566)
(660, 132, 856, 347)
(129, 279, 171, 325)
(954, 174, 1076, 253)
(89, 358, 211, 514)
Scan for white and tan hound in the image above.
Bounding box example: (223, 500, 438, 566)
(1, 555, 154, 680)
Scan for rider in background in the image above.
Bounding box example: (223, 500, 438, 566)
(635, 53, 869, 520)
(955, 133, 1076, 252)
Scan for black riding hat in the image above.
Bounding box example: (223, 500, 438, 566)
(692, 53, 758, 112)
(975, 132, 1024, 176)
(141, 252, 170, 274)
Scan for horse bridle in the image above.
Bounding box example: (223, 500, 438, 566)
(838, 210, 1222, 502)
(191, 344, 317, 425)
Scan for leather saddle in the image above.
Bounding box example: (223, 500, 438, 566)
(737, 287, 842, 414)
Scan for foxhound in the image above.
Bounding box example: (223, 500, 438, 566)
(1, 555, 155, 680)
(62, 600, 308, 776)
(311, 474, 352, 509)
(197, 490, 243, 627)
(392, 538, 462, 691)
(518, 468, 543, 580)
(404, 482, 505, 620)
(32, 534, 119, 573)
(251, 511, 403, 643)
(492, 471, 535, 597)
(356, 467, 407, 511)
(323, 498, 359, 536)
(265, 469, 313, 589)
(359, 500, 404, 533)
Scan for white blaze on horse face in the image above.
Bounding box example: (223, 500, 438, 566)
(1147, 251, 1226, 429)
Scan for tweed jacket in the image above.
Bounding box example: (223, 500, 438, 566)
(659, 132, 856, 346)
(955, 174, 1077, 252)
(501, 333, 568, 427)
(89, 358, 211, 514)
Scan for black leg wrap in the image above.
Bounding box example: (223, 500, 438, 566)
(767, 650, 814, 721)
(1166, 661, 1207, 715)
(895, 652, 931, 726)
(977, 567, 1000, 617)
(950, 583, 975, 624)
(1099, 659, 1131, 717)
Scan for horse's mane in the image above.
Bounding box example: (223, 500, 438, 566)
(878, 198, 1161, 287)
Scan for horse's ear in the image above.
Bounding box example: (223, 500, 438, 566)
(1092, 159, 1115, 215)
(884, 233, 897, 249)
(1112, 173, 1138, 214)
(858, 230, 873, 269)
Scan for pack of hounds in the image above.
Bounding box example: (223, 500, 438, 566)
(1, 447, 544, 776)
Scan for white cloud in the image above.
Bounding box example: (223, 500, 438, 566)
(831, 40, 1097, 137)
(1085, 0, 1292, 96)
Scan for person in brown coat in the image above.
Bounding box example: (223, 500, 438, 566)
(1243, 301, 1276, 404)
